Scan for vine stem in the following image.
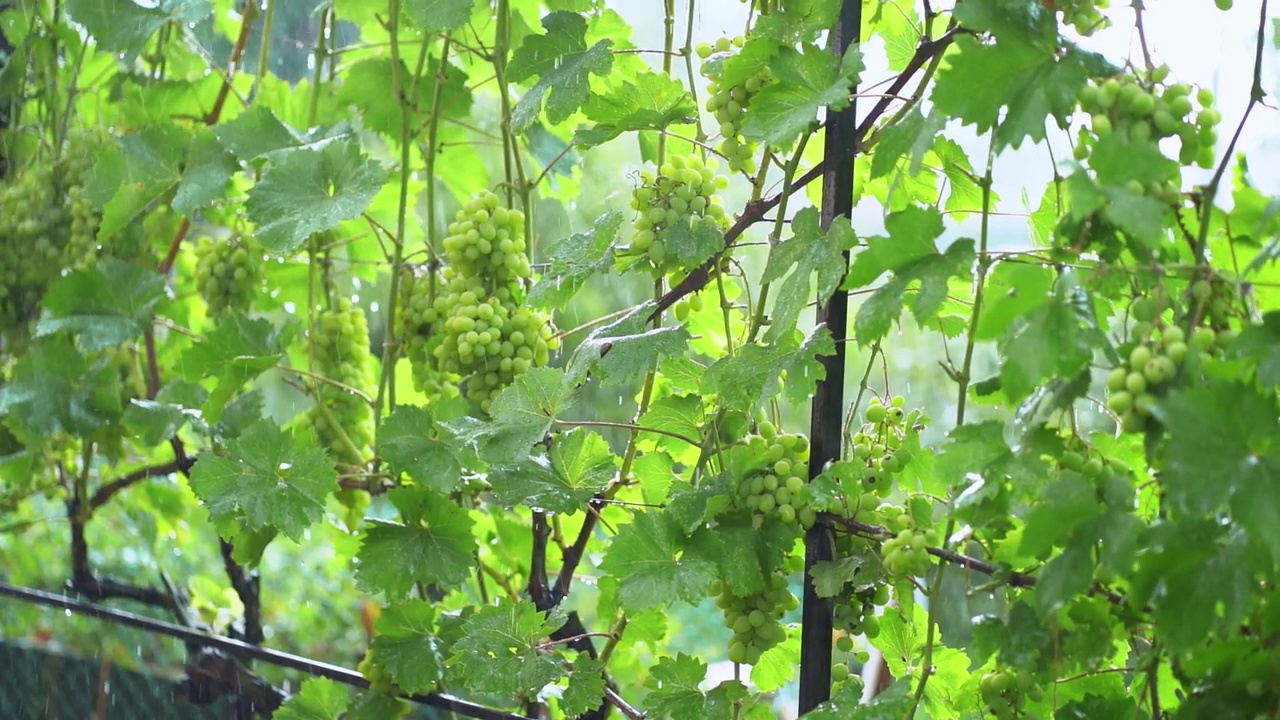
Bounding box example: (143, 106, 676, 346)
(907, 129, 998, 720)
(1191, 0, 1268, 265)
(374, 3, 432, 419)
(553, 419, 700, 447)
(681, 0, 705, 146)
(745, 130, 811, 345)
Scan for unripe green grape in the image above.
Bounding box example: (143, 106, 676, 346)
(304, 298, 376, 465)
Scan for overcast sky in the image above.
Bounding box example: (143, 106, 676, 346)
(613, 0, 1279, 247)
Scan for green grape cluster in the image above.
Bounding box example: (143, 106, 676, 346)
(671, 291, 704, 322)
(879, 514, 935, 579)
(357, 649, 396, 694)
(734, 422, 815, 530)
(847, 395, 918, 502)
(398, 268, 459, 400)
(1052, 0, 1109, 35)
(401, 191, 557, 412)
(0, 132, 102, 337)
(620, 154, 729, 277)
(1105, 323, 1185, 433)
(711, 574, 797, 665)
(441, 191, 531, 284)
(193, 234, 264, 317)
(1187, 277, 1240, 331)
(832, 581, 887, 638)
(979, 667, 1044, 719)
(1075, 69, 1221, 171)
(830, 635, 868, 697)
(305, 298, 376, 465)
(696, 36, 771, 174)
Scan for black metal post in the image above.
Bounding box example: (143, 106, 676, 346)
(799, 0, 861, 713)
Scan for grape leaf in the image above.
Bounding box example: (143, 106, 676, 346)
(1228, 311, 1280, 388)
(377, 406, 462, 494)
(877, 0, 923, 71)
(65, 0, 209, 56)
(1058, 695, 1141, 720)
(972, 600, 1051, 667)
(934, 137, 989, 219)
(244, 140, 387, 253)
(561, 655, 607, 718)
(751, 631, 799, 692)
(931, 34, 1099, 150)
(0, 337, 121, 437)
(642, 653, 714, 720)
(274, 677, 350, 720)
(600, 510, 717, 612)
(853, 235, 975, 343)
(846, 206, 944, 288)
(974, 261, 1056, 340)
(1017, 471, 1102, 559)
(997, 272, 1102, 401)
(664, 216, 725, 269)
(868, 108, 942, 180)
(806, 679, 910, 719)
(84, 124, 237, 241)
(639, 394, 704, 456)
(36, 259, 166, 351)
(760, 208, 857, 343)
(687, 512, 792, 598)
(178, 314, 291, 424)
(1034, 541, 1094, 613)
(189, 420, 335, 541)
(336, 57, 471, 139)
(121, 398, 185, 447)
(508, 12, 614, 131)
(345, 692, 410, 720)
(356, 487, 476, 598)
(1151, 536, 1252, 652)
(528, 211, 622, 311)
(489, 427, 617, 513)
(404, 0, 472, 32)
(810, 553, 876, 597)
(449, 598, 569, 697)
(563, 303, 691, 387)
(703, 325, 833, 411)
(742, 44, 864, 149)
(213, 106, 358, 163)
(1101, 185, 1169, 246)
(1152, 380, 1280, 562)
(369, 600, 445, 694)
(576, 71, 697, 148)
(461, 366, 577, 463)
(952, 0, 1058, 45)
(1088, 134, 1180, 187)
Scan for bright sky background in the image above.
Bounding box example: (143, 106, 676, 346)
(615, 0, 1278, 248)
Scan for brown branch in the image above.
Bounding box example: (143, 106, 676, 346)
(553, 498, 602, 601)
(205, 1, 259, 126)
(221, 539, 263, 646)
(89, 457, 191, 509)
(529, 513, 616, 720)
(603, 687, 643, 720)
(69, 490, 178, 612)
(647, 28, 962, 323)
(821, 513, 1129, 606)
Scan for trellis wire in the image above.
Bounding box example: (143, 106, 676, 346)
(0, 580, 534, 720)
